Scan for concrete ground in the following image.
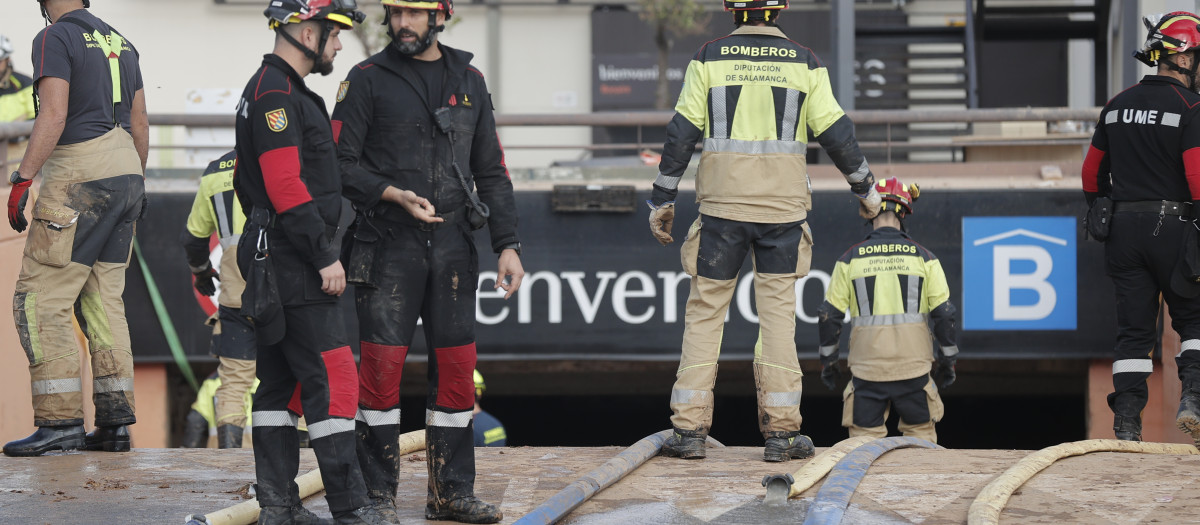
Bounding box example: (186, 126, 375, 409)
(2, 445, 1199, 524)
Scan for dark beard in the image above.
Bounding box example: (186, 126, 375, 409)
(313, 56, 335, 76)
(393, 28, 429, 55)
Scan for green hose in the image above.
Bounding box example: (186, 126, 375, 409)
(133, 238, 199, 391)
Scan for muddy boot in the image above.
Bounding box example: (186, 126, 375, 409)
(660, 428, 706, 459)
(763, 431, 814, 462)
(1113, 415, 1142, 441)
(335, 505, 391, 525)
(1176, 392, 1200, 446)
(84, 425, 131, 452)
(368, 495, 401, 525)
(258, 504, 334, 525)
(425, 496, 503, 524)
(181, 411, 208, 448)
(3, 425, 85, 457)
(217, 424, 244, 449)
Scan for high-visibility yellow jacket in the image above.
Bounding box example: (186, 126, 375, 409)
(0, 71, 35, 123)
(182, 150, 246, 308)
(818, 227, 958, 382)
(651, 25, 873, 223)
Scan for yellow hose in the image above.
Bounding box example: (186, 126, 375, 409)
(967, 439, 1199, 525)
(788, 436, 877, 498)
(189, 430, 426, 525)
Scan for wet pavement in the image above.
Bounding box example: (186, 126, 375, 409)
(2, 446, 1200, 524)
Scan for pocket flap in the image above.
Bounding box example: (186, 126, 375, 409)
(32, 204, 80, 229)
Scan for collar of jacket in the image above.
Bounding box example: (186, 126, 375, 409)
(376, 42, 474, 87)
(261, 54, 312, 92)
(864, 226, 909, 241)
(730, 25, 788, 39)
(1140, 74, 1192, 89)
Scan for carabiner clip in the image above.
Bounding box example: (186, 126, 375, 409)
(255, 228, 269, 260)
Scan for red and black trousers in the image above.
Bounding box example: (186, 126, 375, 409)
(354, 219, 480, 505)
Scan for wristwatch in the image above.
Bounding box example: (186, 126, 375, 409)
(10, 171, 28, 185)
(500, 242, 521, 256)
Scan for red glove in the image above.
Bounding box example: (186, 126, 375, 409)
(8, 177, 32, 233)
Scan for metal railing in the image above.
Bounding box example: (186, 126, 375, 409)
(1, 107, 1102, 171)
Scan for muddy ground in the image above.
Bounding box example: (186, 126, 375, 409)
(1, 446, 1198, 524)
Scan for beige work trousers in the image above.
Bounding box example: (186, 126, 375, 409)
(13, 128, 143, 427)
(669, 216, 809, 436)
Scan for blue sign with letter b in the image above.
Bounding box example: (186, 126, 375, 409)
(962, 217, 1076, 330)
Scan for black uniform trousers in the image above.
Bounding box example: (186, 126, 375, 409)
(251, 252, 366, 513)
(214, 304, 256, 360)
(354, 218, 479, 506)
(1106, 211, 1200, 419)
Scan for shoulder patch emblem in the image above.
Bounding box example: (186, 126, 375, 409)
(265, 109, 288, 132)
(337, 81, 350, 103)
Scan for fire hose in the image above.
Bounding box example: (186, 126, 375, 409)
(762, 436, 877, 505)
(514, 429, 724, 525)
(967, 439, 1199, 525)
(802, 436, 942, 525)
(183, 430, 426, 525)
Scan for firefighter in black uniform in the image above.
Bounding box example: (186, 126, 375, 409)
(1083, 11, 1200, 445)
(233, 1, 387, 523)
(332, 0, 520, 522)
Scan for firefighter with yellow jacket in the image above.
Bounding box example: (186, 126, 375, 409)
(181, 150, 256, 449)
(648, 0, 881, 462)
(817, 178, 957, 443)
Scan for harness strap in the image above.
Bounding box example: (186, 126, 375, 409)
(58, 17, 125, 127)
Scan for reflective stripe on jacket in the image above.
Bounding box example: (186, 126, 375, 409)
(820, 227, 956, 382)
(655, 25, 871, 223)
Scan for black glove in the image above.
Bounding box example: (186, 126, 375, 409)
(193, 264, 219, 296)
(933, 359, 956, 388)
(138, 193, 148, 221)
(820, 365, 839, 390)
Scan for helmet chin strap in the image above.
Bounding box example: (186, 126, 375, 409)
(1165, 52, 1200, 91)
(276, 22, 334, 69)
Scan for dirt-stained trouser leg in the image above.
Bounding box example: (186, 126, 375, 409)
(670, 216, 751, 435)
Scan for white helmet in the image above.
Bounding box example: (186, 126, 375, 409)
(0, 35, 13, 61)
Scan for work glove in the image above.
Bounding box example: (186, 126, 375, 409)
(856, 185, 882, 220)
(647, 200, 675, 246)
(138, 194, 148, 221)
(820, 364, 840, 390)
(193, 263, 219, 296)
(8, 177, 31, 233)
(819, 350, 840, 390)
(933, 358, 956, 389)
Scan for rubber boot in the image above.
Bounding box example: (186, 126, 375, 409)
(368, 495, 401, 525)
(84, 425, 131, 452)
(1176, 392, 1200, 446)
(258, 504, 334, 525)
(763, 431, 815, 462)
(3, 425, 85, 457)
(217, 424, 244, 449)
(1113, 414, 1142, 441)
(181, 410, 208, 448)
(334, 505, 392, 524)
(424, 496, 503, 524)
(660, 428, 706, 459)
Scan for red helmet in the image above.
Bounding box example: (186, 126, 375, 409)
(265, 0, 366, 30)
(875, 177, 919, 218)
(382, 0, 453, 20)
(1135, 11, 1200, 67)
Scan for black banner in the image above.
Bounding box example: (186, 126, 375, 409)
(127, 189, 1113, 362)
